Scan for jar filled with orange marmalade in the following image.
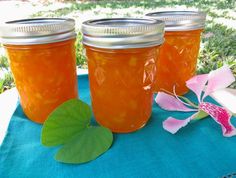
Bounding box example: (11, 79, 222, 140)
(82, 18, 164, 133)
(146, 11, 206, 95)
(0, 18, 78, 123)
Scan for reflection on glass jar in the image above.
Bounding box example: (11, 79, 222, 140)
(146, 11, 206, 95)
(82, 18, 164, 133)
(0, 18, 78, 123)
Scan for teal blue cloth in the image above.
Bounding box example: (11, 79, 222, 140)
(1, 74, 236, 178)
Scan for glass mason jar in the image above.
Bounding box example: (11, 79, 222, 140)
(146, 11, 206, 95)
(82, 18, 164, 133)
(0, 18, 78, 123)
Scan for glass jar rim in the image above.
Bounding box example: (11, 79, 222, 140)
(0, 18, 76, 45)
(82, 18, 165, 49)
(145, 11, 206, 31)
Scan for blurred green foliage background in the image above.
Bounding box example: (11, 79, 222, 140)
(0, 0, 235, 93)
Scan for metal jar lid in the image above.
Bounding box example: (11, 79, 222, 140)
(82, 18, 165, 49)
(145, 11, 206, 31)
(0, 18, 76, 45)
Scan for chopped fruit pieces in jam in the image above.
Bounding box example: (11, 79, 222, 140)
(86, 46, 160, 133)
(5, 40, 78, 123)
(155, 30, 203, 95)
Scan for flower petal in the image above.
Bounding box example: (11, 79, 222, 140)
(203, 65, 235, 99)
(199, 102, 236, 137)
(163, 113, 198, 134)
(186, 74, 208, 102)
(155, 92, 197, 112)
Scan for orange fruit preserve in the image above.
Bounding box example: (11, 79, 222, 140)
(82, 18, 164, 133)
(0, 18, 78, 123)
(86, 46, 160, 133)
(5, 40, 78, 123)
(146, 11, 206, 95)
(155, 30, 202, 95)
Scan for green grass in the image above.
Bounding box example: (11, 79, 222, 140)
(32, 0, 235, 18)
(198, 21, 236, 73)
(75, 32, 87, 68)
(0, 0, 236, 93)
(0, 55, 9, 69)
(0, 55, 14, 93)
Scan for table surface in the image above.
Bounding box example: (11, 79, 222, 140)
(1, 73, 236, 178)
(0, 69, 236, 145)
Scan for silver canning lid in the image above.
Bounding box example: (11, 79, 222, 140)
(0, 18, 76, 45)
(82, 18, 165, 49)
(145, 11, 206, 31)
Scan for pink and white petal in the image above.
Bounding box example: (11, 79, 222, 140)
(186, 74, 208, 102)
(203, 65, 235, 99)
(155, 92, 197, 112)
(199, 102, 236, 137)
(163, 113, 198, 134)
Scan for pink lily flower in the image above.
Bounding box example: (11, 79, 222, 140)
(155, 65, 236, 137)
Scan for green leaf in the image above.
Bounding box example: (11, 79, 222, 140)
(41, 99, 92, 146)
(194, 110, 209, 120)
(55, 126, 113, 164)
(41, 99, 113, 164)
